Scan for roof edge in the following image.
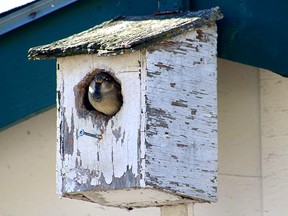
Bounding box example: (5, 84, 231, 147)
(28, 7, 223, 60)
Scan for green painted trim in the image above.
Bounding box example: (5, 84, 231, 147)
(191, 1, 288, 77)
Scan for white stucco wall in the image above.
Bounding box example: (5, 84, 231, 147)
(260, 69, 288, 216)
(195, 59, 262, 215)
(0, 59, 287, 216)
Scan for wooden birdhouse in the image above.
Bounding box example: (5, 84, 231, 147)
(28, 7, 222, 208)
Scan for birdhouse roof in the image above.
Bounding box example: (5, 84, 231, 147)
(28, 7, 222, 60)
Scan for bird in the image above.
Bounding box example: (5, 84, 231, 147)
(88, 72, 123, 116)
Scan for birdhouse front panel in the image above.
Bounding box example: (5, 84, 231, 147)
(56, 53, 143, 195)
(144, 26, 218, 202)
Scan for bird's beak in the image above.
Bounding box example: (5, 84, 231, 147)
(95, 82, 101, 92)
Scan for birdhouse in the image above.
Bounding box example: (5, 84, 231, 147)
(28, 7, 222, 208)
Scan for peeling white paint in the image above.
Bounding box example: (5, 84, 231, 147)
(57, 25, 218, 206)
(144, 26, 218, 202)
(57, 53, 141, 194)
(140, 51, 147, 188)
(91, 177, 97, 186)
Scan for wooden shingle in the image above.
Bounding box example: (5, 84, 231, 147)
(28, 7, 222, 59)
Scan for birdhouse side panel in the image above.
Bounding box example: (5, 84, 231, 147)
(144, 25, 218, 201)
(56, 53, 142, 196)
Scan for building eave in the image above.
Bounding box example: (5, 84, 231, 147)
(0, 0, 77, 35)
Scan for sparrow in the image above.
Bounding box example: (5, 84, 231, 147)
(88, 72, 123, 116)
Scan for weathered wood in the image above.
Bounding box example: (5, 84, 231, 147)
(55, 23, 218, 207)
(144, 26, 218, 201)
(28, 7, 222, 60)
(56, 53, 142, 196)
(36, 7, 221, 208)
(56, 52, 196, 208)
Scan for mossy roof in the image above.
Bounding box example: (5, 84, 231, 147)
(28, 7, 222, 60)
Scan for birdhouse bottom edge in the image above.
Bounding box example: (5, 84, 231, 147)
(62, 188, 205, 208)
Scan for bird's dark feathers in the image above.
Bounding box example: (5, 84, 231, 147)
(93, 82, 102, 101)
(94, 72, 114, 83)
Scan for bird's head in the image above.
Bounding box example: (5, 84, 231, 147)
(88, 72, 118, 101)
(93, 72, 115, 93)
(87, 71, 123, 115)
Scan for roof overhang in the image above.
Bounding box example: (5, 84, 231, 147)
(0, 0, 77, 35)
(28, 7, 223, 59)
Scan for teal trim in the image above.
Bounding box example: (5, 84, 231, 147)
(191, 1, 288, 77)
(157, 0, 184, 11)
(0, 0, 158, 129)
